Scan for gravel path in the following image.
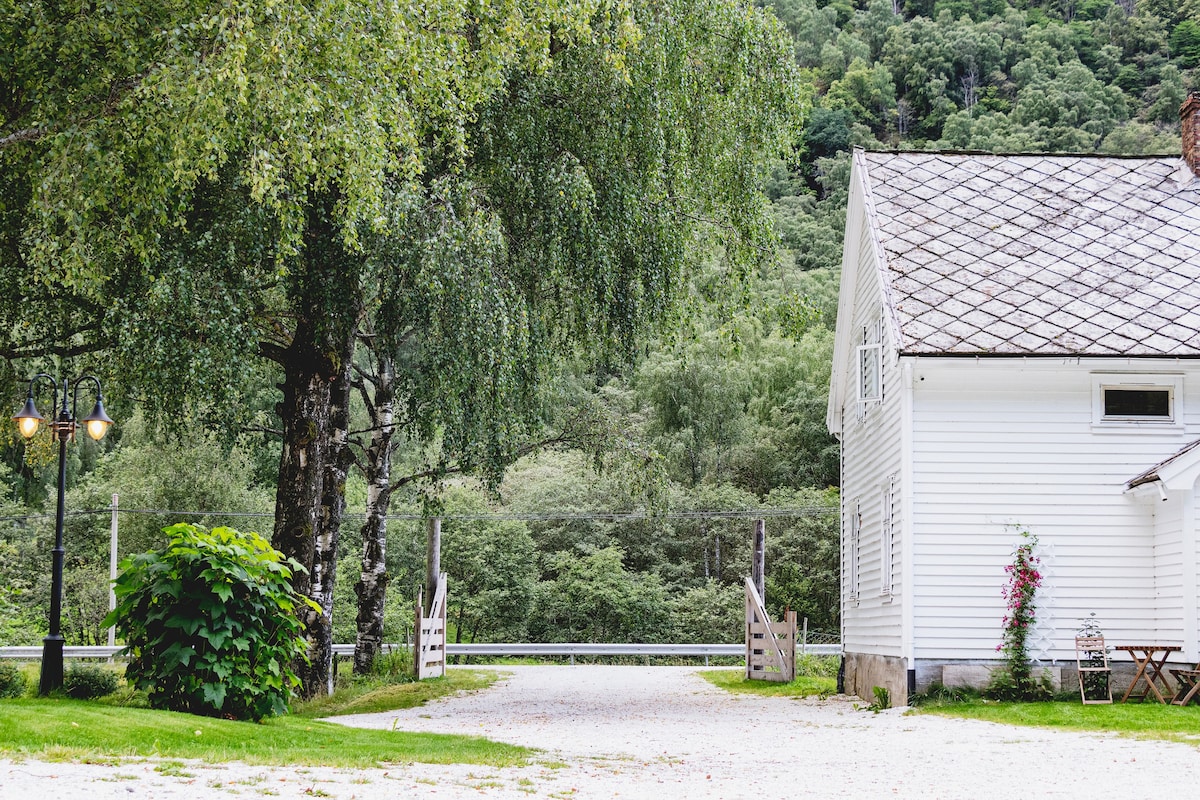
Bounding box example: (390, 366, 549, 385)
(4, 664, 1200, 799)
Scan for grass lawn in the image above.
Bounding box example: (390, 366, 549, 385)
(701, 667, 1200, 746)
(918, 700, 1200, 745)
(0, 668, 532, 768)
(699, 668, 838, 697)
(291, 668, 502, 717)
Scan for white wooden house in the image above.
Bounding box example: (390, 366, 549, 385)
(827, 94, 1200, 704)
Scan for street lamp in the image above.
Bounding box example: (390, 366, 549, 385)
(12, 374, 113, 695)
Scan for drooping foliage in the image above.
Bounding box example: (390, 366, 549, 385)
(107, 523, 316, 720)
(2, 0, 806, 692)
(8, 0, 1182, 664)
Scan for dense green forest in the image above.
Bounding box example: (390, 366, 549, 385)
(1, 0, 1194, 656)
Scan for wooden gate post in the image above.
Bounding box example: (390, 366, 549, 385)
(745, 578, 797, 683)
(424, 517, 441, 616)
(752, 519, 765, 600)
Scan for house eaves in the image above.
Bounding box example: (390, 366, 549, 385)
(1128, 438, 1200, 492)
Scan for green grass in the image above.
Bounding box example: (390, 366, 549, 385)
(0, 668, 531, 767)
(699, 668, 837, 697)
(292, 668, 503, 717)
(918, 700, 1200, 745)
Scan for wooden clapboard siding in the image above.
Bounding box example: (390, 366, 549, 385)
(836, 185, 905, 660)
(907, 358, 1197, 661)
(1154, 496, 1185, 640)
(1192, 493, 1200, 655)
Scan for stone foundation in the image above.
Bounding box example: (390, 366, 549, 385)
(842, 651, 909, 706)
(941, 664, 1062, 692)
(846, 653, 1182, 703)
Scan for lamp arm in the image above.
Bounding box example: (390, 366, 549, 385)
(26, 373, 64, 424)
(26, 373, 59, 409)
(70, 375, 104, 421)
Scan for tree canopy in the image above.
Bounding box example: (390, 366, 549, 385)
(5, 0, 1190, 678)
(2, 0, 806, 693)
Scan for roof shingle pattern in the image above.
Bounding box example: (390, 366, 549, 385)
(861, 150, 1200, 356)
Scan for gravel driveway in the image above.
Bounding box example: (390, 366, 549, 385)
(4, 664, 1200, 799)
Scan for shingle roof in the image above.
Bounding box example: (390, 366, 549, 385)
(859, 150, 1200, 356)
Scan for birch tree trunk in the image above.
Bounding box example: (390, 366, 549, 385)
(273, 327, 346, 697)
(271, 194, 360, 698)
(311, 355, 352, 694)
(354, 349, 396, 674)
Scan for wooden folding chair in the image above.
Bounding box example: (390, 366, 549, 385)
(1170, 667, 1200, 706)
(1076, 636, 1113, 704)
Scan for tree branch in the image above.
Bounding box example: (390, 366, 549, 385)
(0, 126, 48, 149)
(385, 426, 588, 492)
(243, 424, 283, 437)
(2, 72, 144, 151)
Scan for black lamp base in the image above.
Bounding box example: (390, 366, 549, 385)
(39, 635, 64, 695)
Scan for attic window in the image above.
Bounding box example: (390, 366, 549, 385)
(1093, 374, 1182, 427)
(857, 320, 883, 406)
(1104, 389, 1170, 419)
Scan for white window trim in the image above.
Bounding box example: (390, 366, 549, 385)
(847, 500, 861, 603)
(1091, 373, 1183, 431)
(880, 476, 895, 598)
(857, 342, 882, 401)
(856, 317, 884, 417)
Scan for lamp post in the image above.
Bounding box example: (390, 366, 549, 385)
(12, 374, 113, 695)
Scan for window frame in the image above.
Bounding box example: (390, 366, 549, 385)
(880, 476, 895, 598)
(1091, 373, 1182, 429)
(847, 500, 861, 603)
(856, 317, 883, 411)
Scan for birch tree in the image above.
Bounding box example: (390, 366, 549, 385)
(3, 0, 803, 694)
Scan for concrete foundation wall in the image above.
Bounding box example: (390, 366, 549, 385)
(848, 654, 1172, 703)
(941, 664, 1062, 691)
(843, 652, 909, 706)
(917, 660, 1158, 698)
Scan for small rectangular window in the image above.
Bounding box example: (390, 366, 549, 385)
(858, 343, 881, 402)
(1103, 388, 1170, 419)
(1092, 374, 1181, 428)
(857, 317, 883, 408)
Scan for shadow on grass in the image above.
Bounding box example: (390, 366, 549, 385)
(0, 668, 529, 767)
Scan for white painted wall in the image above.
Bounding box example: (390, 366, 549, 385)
(1188, 486, 1199, 658)
(1153, 492, 1185, 640)
(906, 357, 1200, 662)
(836, 197, 906, 659)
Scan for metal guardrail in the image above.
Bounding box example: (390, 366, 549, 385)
(0, 642, 840, 660)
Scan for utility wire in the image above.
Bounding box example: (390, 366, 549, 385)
(0, 506, 837, 523)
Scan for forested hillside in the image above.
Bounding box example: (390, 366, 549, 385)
(2, 0, 1194, 655)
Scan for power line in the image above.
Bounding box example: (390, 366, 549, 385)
(0, 506, 838, 523)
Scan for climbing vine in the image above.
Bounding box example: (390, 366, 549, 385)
(988, 527, 1052, 700)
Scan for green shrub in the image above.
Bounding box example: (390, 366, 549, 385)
(106, 523, 318, 721)
(62, 663, 119, 699)
(983, 666, 1054, 702)
(795, 653, 840, 678)
(909, 681, 979, 706)
(0, 662, 28, 698)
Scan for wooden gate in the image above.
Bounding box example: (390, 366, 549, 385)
(745, 577, 796, 682)
(414, 572, 448, 680)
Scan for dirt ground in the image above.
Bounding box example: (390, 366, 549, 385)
(4, 664, 1200, 799)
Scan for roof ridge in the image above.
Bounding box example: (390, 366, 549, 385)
(856, 147, 1181, 160)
